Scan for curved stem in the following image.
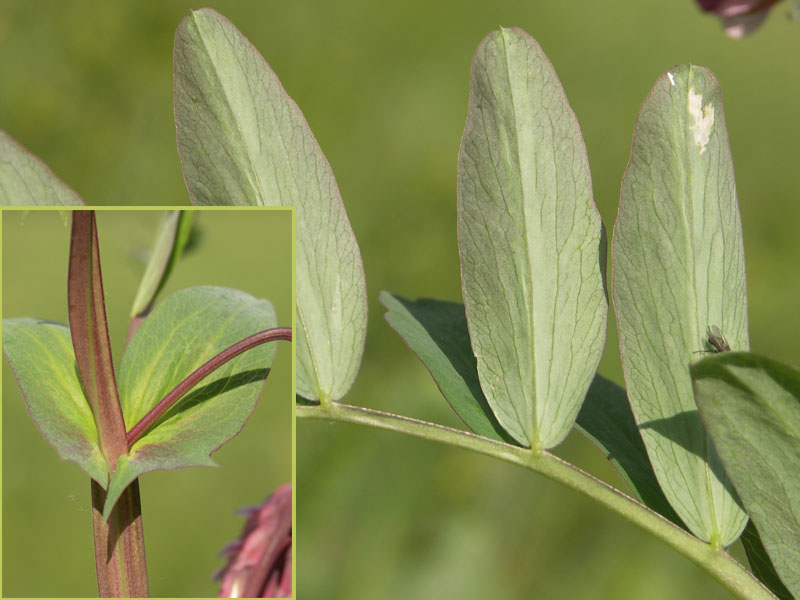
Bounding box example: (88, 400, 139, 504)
(297, 402, 776, 600)
(127, 327, 292, 446)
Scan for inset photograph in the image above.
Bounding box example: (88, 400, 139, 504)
(2, 208, 292, 598)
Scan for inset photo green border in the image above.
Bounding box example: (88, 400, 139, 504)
(1, 207, 294, 598)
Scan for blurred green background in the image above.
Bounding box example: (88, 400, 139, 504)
(2, 210, 292, 597)
(1, 1, 799, 599)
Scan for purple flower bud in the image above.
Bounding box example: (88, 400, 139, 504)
(215, 484, 292, 598)
(697, 0, 783, 37)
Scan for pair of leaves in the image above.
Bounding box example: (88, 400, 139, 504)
(391, 33, 686, 540)
(464, 35, 792, 596)
(182, 19, 609, 455)
(3, 286, 277, 518)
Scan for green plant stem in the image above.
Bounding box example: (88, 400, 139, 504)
(297, 401, 777, 600)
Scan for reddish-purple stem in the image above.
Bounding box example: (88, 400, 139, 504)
(68, 211, 129, 464)
(69, 212, 149, 596)
(126, 327, 292, 446)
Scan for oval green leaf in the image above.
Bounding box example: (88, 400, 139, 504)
(105, 286, 278, 518)
(692, 352, 800, 596)
(2, 318, 108, 484)
(457, 28, 607, 449)
(173, 8, 366, 402)
(0, 130, 83, 206)
(130, 210, 195, 318)
(613, 65, 748, 545)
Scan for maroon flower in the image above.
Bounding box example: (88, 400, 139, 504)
(215, 484, 292, 598)
(697, 0, 783, 37)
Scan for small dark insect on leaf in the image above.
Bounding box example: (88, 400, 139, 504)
(706, 325, 730, 353)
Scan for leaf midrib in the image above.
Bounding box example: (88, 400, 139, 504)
(500, 29, 537, 446)
(191, 12, 266, 206)
(679, 67, 720, 541)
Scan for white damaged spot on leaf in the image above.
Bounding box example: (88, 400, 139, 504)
(667, 72, 675, 87)
(687, 88, 714, 155)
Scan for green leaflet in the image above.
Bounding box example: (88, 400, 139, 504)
(613, 65, 748, 545)
(0, 130, 83, 205)
(692, 352, 800, 597)
(380, 292, 516, 444)
(173, 9, 366, 402)
(457, 28, 607, 449)
(105, 286, 278, 518)
(380, 292, 682, 527)
(130, 210, 195, 318)
(2, 318, 108, 485)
